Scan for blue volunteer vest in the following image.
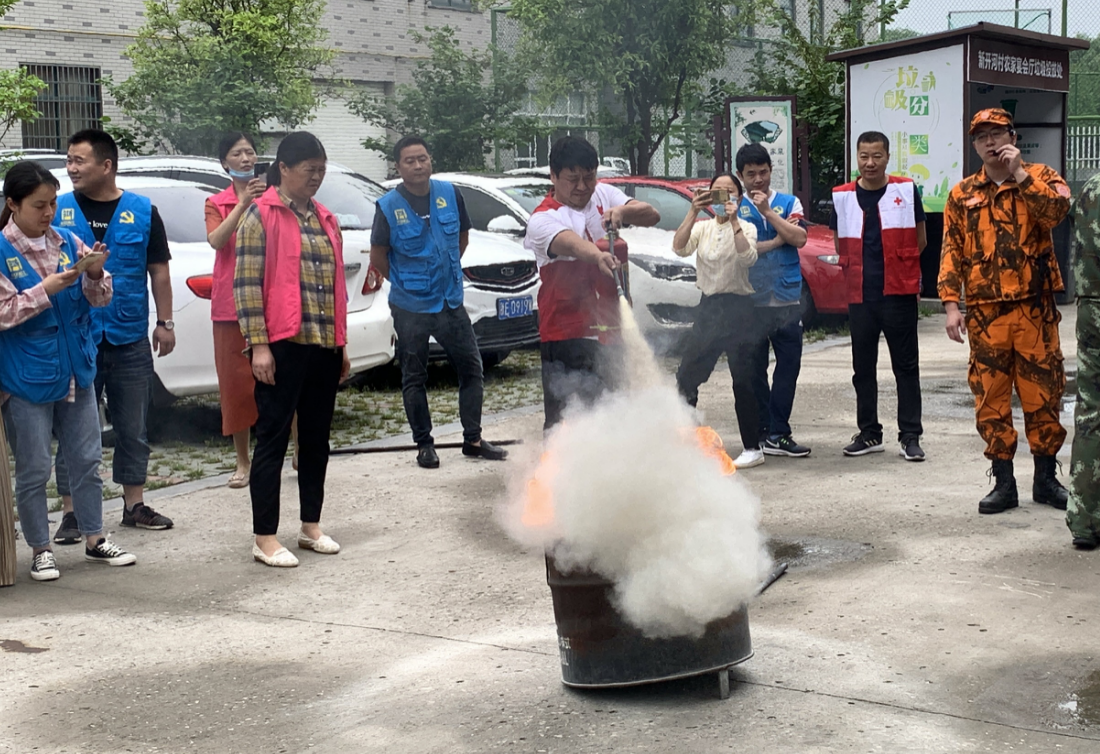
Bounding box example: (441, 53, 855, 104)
(378, 180, 464, 314)
(0, 229, 98, 403)
(739, 193, 802, 305)
(54, 191, 153, 345)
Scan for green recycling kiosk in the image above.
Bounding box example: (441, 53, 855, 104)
(827, 23, 1089, 300)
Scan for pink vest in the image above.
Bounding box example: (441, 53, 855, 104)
(832, 176, 921, 304)
(207, 186, 241, 322)
(255, 186, 347, 347)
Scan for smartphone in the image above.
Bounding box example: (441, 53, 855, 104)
(693, 187, 712, 203)
(711, 188, 730, 204)
(254, 162, 270, 179)
(71, 252, 105, 274)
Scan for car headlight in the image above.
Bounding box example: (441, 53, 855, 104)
(630, 254, 697, 282)
(816, 254, 840, 265)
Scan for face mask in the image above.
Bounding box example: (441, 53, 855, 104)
(711, 203, 727, 217)
(227, 167, 254, 180)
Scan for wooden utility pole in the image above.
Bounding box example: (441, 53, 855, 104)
(1, 418, 16, 586)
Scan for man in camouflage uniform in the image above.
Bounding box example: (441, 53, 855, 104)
(939, 108, 1072, 515)
(1068, 175, 1100, 549)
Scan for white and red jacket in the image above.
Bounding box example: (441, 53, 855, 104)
(524, 184, 631, 343)
(833, 176, 921, 304)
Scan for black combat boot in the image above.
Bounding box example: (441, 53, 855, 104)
(978, 458, 1019, 514)
(1032, 455, 1069, 510)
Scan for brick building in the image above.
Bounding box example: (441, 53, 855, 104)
(0, 0, 492, 180)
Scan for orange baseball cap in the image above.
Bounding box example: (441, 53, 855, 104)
(969, 108, 1014, 134)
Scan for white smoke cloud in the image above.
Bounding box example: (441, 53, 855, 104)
(502, 381, 772, 640)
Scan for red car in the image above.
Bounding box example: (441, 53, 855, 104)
(602, 177, 847, 322)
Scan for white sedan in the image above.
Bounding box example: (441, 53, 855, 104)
(119, 157, 539, 366)
(49, 172, 395, 402)
(424, 173, 702, 353)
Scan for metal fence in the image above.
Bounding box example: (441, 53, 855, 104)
(1068, 116, 1100, 192)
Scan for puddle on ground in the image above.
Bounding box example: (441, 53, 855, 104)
(0, 639, 48, 654)
(1057, 670, 1100, 728)
(767, 537, 874, 569)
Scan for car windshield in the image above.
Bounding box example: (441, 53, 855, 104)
(131, 185, 217, 244)
(314, 172, 385, 230)
(501, 184, 550, 215)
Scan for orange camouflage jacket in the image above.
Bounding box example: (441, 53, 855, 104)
(937, 162, 1070, 305)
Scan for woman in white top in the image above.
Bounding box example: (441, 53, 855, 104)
(673, 172, 764, 467)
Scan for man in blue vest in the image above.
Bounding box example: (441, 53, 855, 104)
(51, 129, 176, 538)
(369, 136, 507, 469)
(736, 143, 811, 458)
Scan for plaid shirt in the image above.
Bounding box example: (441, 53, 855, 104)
(0, 219, 113, 403)
(233, 190, 340, 348)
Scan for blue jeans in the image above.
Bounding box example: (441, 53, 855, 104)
(6, 388, 104, 549)
(750, 304, 803, 440)
(56, 338, 153, 493)
(391, 304, 484, 446)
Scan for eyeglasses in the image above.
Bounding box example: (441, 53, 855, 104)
(970, 127, 1011, 142)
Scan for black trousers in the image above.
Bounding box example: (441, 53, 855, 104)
(540, 339, 624, 431)
(392, 304, 484, 446)
(250, 341, 343, 536)
(849, 295, 923, 441)
(675, 293, 760, 450)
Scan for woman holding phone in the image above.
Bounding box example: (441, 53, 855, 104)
(1, 160, 137, 581)
(673, 172, 765, 468)
(206, 133, 268, 488)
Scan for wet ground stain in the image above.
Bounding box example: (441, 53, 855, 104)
(1059, 670, 1100, 727)
(766, 537, 874, 570)
(0, 639, 48, 654)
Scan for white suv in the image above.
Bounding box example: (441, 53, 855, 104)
(51, 168, 395, 401)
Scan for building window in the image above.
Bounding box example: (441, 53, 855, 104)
(20, 64, 103, 152)
(428, 0, 473, 10)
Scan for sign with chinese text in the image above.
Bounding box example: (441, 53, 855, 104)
(968, 37, 1070, 92)
(850, 45, 965, 212)
(728, 99, 794, 195)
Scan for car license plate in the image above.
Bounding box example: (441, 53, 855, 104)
(497, 296, 533, 320)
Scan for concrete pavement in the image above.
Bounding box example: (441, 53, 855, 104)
(2, 306, 1098, 753)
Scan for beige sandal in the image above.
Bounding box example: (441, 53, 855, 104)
(227, 470, 250, 489)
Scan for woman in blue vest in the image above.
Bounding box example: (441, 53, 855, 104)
(0, 161, 137, 582)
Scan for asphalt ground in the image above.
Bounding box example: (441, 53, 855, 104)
(2, 305, 1098, 753)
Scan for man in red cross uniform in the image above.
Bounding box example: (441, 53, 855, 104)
(831, 131, 927, 461)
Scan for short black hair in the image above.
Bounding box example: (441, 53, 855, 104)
(217, 132, 256, 164)
(709, 171, 744, 197)
(856, 131, 890, 153)
(393, 135, 429, 163)
(549, 136, 598, 175)
(68, 129, 119, 171)
(268, 131, 326, 186)
(735, 143, 771, 173)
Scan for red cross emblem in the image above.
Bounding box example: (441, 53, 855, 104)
(893, 196, 903, 206)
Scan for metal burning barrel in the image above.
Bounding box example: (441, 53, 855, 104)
(546, 555, 752, 698)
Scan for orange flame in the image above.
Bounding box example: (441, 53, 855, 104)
(521, 453, 557, 528)
(690, 426, 737, 476)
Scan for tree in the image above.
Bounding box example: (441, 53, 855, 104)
(736, 0, 909, 219)
(0, 0, 46, 157)
(499, 0, 738, 175)
(350, 26, 537, 172)
(1069, 34, 1100, 117)
(104, 0, 335, 156)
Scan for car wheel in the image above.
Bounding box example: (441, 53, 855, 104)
(151, 375, 178, 408)
(481, 350, 511, 370)
(800, 279, 818, 328)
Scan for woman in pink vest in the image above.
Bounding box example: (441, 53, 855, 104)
(205, 133, 267, 488)
(232, 132, 350, 568)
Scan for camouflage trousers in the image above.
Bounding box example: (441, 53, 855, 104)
(1068, 298, 1100, 541)
(965, 299, 1066, 460)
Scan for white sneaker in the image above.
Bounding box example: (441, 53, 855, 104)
(733, 448, 765, 468)
(31, 550, 60, 581)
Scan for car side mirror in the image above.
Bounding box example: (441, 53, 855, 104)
(487, 215, 525, 234)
